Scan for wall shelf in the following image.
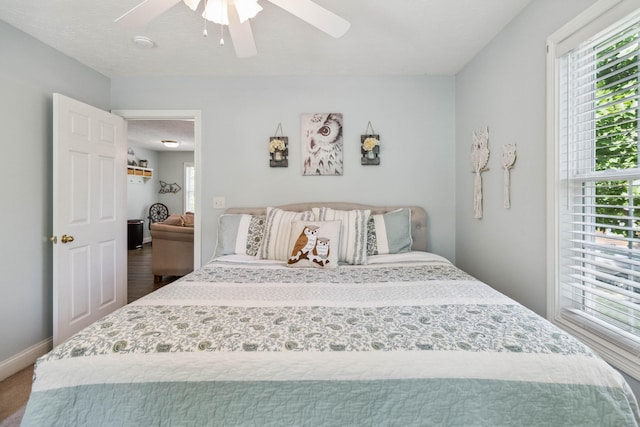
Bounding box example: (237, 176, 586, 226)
(127, 166, 153, 184)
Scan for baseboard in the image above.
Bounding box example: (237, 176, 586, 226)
(143, 236, 152, 244)
(0, 338, 52, 382)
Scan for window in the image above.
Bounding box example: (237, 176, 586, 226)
(548, 1, 640, 380)
(184, 162, 195, 213)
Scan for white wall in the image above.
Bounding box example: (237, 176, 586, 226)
(111, 75, 456, 264)
(0, 20, 111, 369)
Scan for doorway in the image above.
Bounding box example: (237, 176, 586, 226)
(113, 110, 201, 298)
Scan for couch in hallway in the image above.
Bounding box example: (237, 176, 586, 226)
(150, 213, 194, 282)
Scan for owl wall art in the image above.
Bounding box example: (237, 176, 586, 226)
(301, 113, 344, 176)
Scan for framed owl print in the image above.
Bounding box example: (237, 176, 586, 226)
(301, 113, 344, 175)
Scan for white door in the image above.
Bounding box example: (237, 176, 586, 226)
(52, 93, 127, 346)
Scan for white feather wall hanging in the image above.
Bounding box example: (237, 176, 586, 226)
(471, 126, 490, 219)
(502, 144, 517, 208)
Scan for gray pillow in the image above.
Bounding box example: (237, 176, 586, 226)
(215, 214, 266, 257)
(366, 208, 412, 255)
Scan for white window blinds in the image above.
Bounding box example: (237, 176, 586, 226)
(556, 8, 640, 376)
(184, 162, 195, 213)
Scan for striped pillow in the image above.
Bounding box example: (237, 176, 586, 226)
(312, 207, 370, 265)
(258, 207, 314, 261)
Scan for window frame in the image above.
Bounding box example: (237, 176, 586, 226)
(184, 161, 195, 213)
(547, 0, 640, 381)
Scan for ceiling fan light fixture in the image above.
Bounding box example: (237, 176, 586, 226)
(162, 139, 181, 148)
(117, 0, 350, 58)
(203, 0, 229, 25)
(200, 0, 261, 25)
(234, 0, 263, 23)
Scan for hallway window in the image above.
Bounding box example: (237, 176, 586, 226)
(184, 162, 195, 212)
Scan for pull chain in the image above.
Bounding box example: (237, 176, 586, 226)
(219, 0, 225, 45)
(202, 0, 208, 37)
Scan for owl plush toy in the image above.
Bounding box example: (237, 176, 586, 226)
(288, 225, 319, 264)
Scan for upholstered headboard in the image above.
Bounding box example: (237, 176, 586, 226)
(224, 202, 428, 252)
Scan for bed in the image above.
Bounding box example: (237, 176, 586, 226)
(22, 203, 640, 426)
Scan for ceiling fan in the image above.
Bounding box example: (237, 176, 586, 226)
(115, 0, 350, 58)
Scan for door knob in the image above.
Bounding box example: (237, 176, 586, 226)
(61, 234, 75, 244)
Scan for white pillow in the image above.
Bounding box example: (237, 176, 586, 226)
(312, 207, 370, 265)
(258, 207, 314, 261)
(287, 220, 342, 268)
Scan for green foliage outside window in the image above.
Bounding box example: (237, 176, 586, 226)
(595, 33, 639, 236)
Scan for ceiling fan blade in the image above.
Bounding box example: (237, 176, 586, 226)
(115, 0, 182, 28)
(266, 0, 350, 38)
(227, 6, 258, 58)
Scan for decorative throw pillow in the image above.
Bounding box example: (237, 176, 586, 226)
(215, 214, 266, 257)
(366, 217, 377, 256)
(366, 208, 413, 255)
(244, 215, 267, 256)
(182, 212, 195, 227)
(258, 207, 314, 261)
(162, 214, 184, 226)
(287, 220, 341, 268)
(312, 207, 370, 265)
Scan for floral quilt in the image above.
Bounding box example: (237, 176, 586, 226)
(23, 253, 640, 426)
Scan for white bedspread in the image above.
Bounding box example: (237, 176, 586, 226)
(22, 253, 640, 426)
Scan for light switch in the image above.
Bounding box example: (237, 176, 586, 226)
(213, 197, 225, 209)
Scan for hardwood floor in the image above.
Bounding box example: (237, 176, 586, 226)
(0, 364, 32, 425)
(127, 242, 179, 303)
(0, 243, 179, 425)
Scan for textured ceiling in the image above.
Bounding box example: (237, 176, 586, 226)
(0, 0, 532, 77)
(128, 119, 195, 152)
(0, 0, 532, 151)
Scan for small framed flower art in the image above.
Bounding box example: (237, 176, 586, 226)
(361, 134, 380, 165)
(269, 136, 288, 167)
(361, 121, 380, 165)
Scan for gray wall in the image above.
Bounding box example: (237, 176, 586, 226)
(126, 145, 159, 242)
(126, 148, 195, 242)
(111, 75, 457, 264)
(0, 20, 110, 363)
(455, 0, 639, 398)
(455, 0, 597, 317)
